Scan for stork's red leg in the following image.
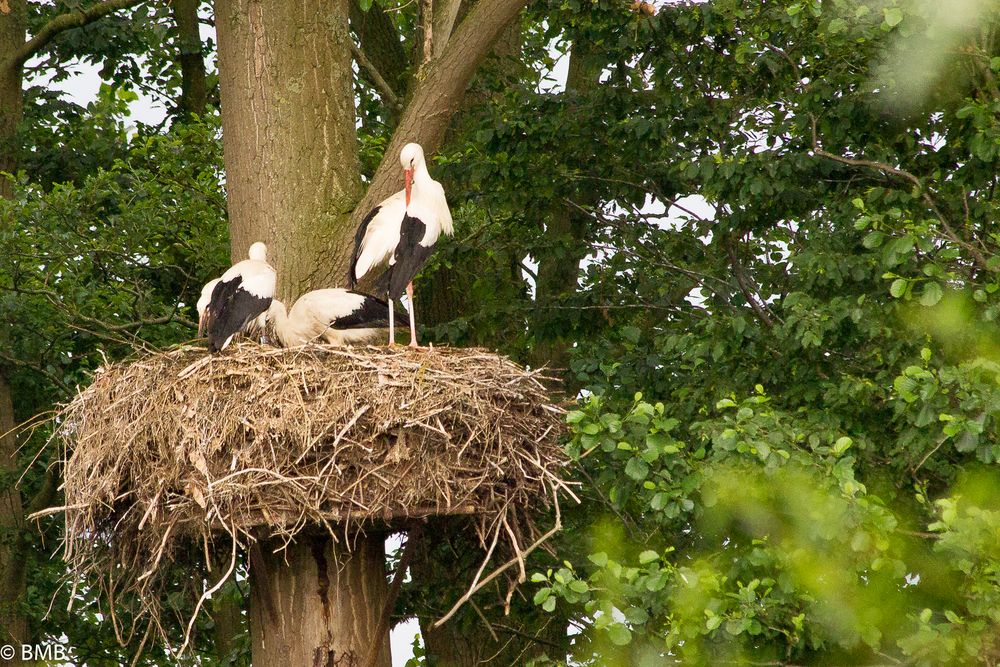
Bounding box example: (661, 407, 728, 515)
(407, 283, 420, 348)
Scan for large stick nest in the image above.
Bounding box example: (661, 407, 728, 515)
(48, 343, 568, 645)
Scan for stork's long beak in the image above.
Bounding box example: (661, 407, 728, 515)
(197, 313, 205, 338)
(404, 168, 413, 207)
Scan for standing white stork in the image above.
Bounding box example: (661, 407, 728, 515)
(206, 242, 276, 353)
(347, 142, 453, 347)
(265, 288, 401, 347)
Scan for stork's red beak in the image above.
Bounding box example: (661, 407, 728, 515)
(404, 168, 413, 207)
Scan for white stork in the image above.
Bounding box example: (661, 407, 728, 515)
(206, 242, 276, 353)
(265, 288, 399, 347)
(348, 142, 453, 347)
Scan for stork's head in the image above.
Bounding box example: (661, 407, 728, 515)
(248, 242, 268, 261)
(399, 143, 425, 206)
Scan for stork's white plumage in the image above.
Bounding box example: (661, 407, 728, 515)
(196, 278, 220, 337)
(265, 288, 397, 347)
(206, 242, 276, 353)
(348, 143, 452, 347)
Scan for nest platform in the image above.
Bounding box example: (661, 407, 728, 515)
(45, 342, 568, 636)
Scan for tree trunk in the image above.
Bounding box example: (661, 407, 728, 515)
(0, 379, 26, 666)
(0, 0, 25, 200)
(214, 0, 362, 297)
(249, 536, 390, 667)
(0, 8, 29, 665)
(171, 0, 208, 117)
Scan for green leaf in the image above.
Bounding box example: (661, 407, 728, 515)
(920, 282, 943, 307)
(589, 552, 608, 567)
(862, 231, 885, 249)
(833, 436, 853, 456)
(607, 623, 632, 646)
(883, 7, 903, 27)
(625, 457, 649, 481)
(890, 278, 907, 298)
(638, 549, 659, 564)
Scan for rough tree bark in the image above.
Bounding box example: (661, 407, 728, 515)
(0, 379, 26, 666)
(215, 0, 362, 298)
(213, 0, 529, 661)
(249, 537, 390, 667)
(0, 0, 25, 201)
(431, 0, 463, 59)
(1, 8, 36, 666)
(171, 0, 208, 117)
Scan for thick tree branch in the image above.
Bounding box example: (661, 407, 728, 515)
(24, 466, 57, 518)
(351, 0, 527, 227)
(6, 0, 146, 70)
(420, 0, 433, 64)
(365, 524, 422, 667)
(171, 0, 208, 116)
(431, 0, 463, 58)
(351, 42, 401, 109)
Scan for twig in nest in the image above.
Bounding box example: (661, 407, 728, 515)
(433, 487, 563, 628)
(178, 522, 238, 654)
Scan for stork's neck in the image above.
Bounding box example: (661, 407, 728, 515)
(411, 159, 433, 185)
(267, 300, 293, 346)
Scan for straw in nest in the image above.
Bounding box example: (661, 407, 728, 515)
(40, 343, 573, 650)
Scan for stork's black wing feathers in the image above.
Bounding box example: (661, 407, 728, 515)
(331, 293, 404, 330)
(347, 205, 381, 288)
(384, 214, 434, 300)
(206, 276, 271, 353)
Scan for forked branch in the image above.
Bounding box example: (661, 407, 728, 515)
(350, 0, 529, 224)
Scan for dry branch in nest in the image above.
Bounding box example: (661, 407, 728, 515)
(42, 342, 570, 650)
